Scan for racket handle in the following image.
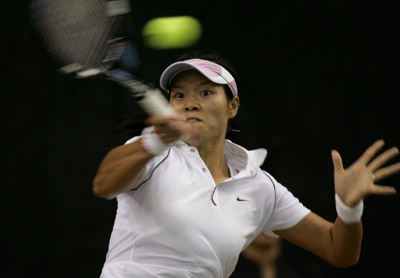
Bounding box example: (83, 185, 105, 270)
(138, 89, 175, 116)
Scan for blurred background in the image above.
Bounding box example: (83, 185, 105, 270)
(1, 0, 399, 277)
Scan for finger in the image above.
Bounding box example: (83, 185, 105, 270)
(145, 115, 185, 127)
(374, 162, 400, 181)
(331, 149, 344, 173)
(368, 147, 399, 172)
(159, 133, 181, 144)
(355, 139, 385, 165)
(367, 184, 397, 195)
(155, 125, 184, 139)
(155, 124, 182, 135)
(145, 115, 167, 126)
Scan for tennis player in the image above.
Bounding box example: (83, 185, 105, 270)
(93, 53, 399, 278)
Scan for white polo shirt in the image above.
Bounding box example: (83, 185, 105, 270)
(101, 139, 310, 278)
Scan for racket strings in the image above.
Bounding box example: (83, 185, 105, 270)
(32, 0, 116, 70)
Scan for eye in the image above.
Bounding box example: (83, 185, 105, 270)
(200, 90, 212, 96)
(172, 92, 185, 99)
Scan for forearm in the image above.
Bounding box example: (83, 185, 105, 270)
(330, 217, 363, 267)
(327, 193, 364, 267)
(93, 138, 153, 199)
(259, 263, 277, 278)
(276, 212, 362, 268)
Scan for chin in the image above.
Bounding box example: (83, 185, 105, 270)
(183, 135, 202, 147)
(182, 125, 202, 146)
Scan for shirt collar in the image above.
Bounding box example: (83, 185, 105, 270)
(224, 140, 267, 177)
(173, 139, 267, 178)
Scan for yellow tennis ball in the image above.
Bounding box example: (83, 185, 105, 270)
(142, 16, 202, 50)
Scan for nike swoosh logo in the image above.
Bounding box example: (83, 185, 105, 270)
(237, 197, 248, 202)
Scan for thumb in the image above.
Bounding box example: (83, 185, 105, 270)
(331, 149, 344, 173)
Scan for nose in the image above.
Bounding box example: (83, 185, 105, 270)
(184, 103, 200, 112)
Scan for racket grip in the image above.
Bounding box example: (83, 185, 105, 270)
(138, 89, 175, 116)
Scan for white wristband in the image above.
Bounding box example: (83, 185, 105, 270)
(141, 126, 170, 155)
(335, 193, 364, 224)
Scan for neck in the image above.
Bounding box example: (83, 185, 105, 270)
(196, 137, 230, 184)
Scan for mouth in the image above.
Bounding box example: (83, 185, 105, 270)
(186, 118, 201, 123)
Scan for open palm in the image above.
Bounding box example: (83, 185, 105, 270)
(332, 140, 400, 207)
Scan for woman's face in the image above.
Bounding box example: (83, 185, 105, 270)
(169, 70, 239, 147)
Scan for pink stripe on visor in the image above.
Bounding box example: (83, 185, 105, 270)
(159, 59, 238, 96)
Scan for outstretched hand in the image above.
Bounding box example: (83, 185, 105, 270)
(331, 140, 400, 207)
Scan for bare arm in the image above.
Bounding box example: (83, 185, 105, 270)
(277, 213, 362, 268)
(277, 140, 399, 267)
(93, 138, 153, 200)
(93, 114, 186, 200)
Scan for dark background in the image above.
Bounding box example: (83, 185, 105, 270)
(2, 0, 399, 277)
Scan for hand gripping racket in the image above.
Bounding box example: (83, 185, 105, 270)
(30, 0, 174, 116)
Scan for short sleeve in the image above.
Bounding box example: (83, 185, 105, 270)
(262, 176, 311, 237)
(124, 136, 140, 145)
(123, 136, 167, 189)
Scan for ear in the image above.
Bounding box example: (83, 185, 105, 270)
(228, 96, 240, 118)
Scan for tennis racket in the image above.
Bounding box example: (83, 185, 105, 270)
(30, 0, 174, 116)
